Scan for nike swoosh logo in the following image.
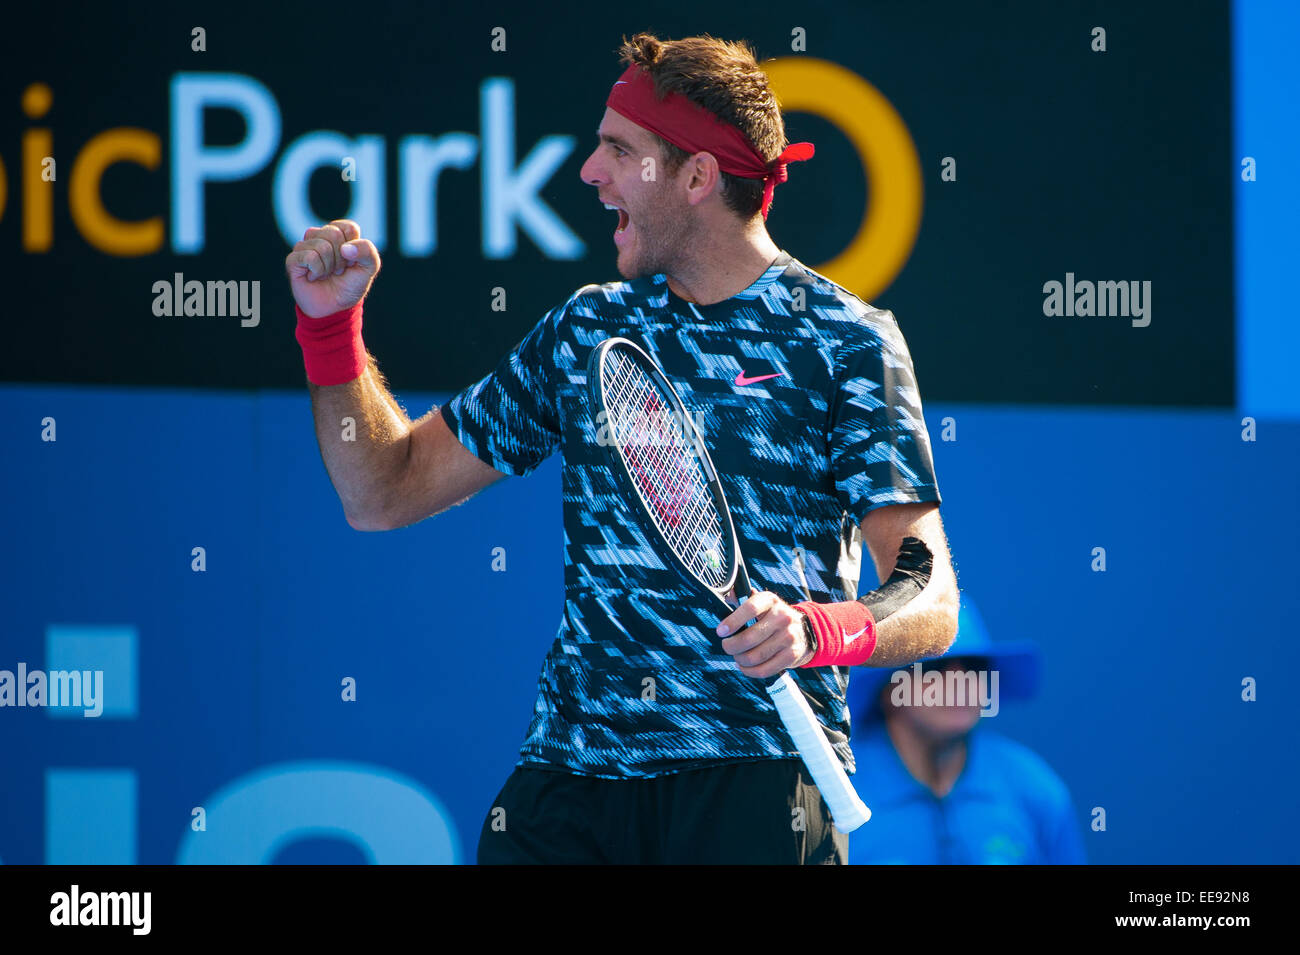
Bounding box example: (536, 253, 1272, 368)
(614, 81, 628, 85)
(843, 626, 868, 645)
(734, 371, 785, 386)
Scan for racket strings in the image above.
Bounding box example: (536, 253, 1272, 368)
(602, 350, 730, 590)
(605, 354, 705, 525)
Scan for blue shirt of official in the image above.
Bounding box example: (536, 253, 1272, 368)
(848, 722, 1086, 865)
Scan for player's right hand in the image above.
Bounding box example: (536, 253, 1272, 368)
(285, 219, 381, 318)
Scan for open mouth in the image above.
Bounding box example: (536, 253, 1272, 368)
(604, 202, 631, 240)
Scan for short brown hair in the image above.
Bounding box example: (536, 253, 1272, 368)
(616, 32, 787, 220)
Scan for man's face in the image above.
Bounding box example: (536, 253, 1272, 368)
(886, 658, 987, 741)
(579, 108, 695, 280)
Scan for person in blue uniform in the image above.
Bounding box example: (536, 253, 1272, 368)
(847, 599, 1086, 864)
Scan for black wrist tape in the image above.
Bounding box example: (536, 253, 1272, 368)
(856, 536, 933, 623)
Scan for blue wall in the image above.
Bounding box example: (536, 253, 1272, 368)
(2, 387, 1295, 863)
(1235, 0, 1300, 417)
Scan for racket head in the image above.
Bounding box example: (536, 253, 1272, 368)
(586, 337, 743, 605)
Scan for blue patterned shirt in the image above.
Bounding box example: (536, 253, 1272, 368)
(441, 251, 941, 778)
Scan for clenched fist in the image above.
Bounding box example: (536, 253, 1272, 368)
(285, 219, 381, 318)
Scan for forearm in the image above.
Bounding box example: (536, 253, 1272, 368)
(793, 529, 960, 670)
(856, 507, 960, 667)
(307, 354, 412, 528)
(862, 561, 959, 667)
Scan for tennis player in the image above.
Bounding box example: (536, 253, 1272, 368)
(285, 32, 959, 864)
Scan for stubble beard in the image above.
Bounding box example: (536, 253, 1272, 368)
(619, 193, 695, 282)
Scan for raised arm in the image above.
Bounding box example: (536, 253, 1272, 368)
(287, 218, 504, 531)
(307, 370, 504, 530)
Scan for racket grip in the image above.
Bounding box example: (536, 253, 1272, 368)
(766, 671, 871, 833)
(733, 556, 754, 603)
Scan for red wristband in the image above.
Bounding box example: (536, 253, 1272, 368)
(793, 600, 877, 667)
(294, 302, 367, 385)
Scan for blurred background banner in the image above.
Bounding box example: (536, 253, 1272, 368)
(2, 0, 1296, 864)
(2, 2, 1237, 405)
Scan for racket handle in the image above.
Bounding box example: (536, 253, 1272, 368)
(733, 556, 754, 603)
(733, 559, 869, 832)
(766, 671, 872, 833)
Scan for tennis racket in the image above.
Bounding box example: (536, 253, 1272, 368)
(586, 336, 871, 833)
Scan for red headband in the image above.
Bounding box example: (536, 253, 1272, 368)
(605, 64, 814, 219)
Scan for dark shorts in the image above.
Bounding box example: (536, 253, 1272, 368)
(476, 758, 848, 865)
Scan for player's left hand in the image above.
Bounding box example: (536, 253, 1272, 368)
(717, 591, 814, 679)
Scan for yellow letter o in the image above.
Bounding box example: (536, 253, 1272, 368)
(763, 58, 923, 302)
